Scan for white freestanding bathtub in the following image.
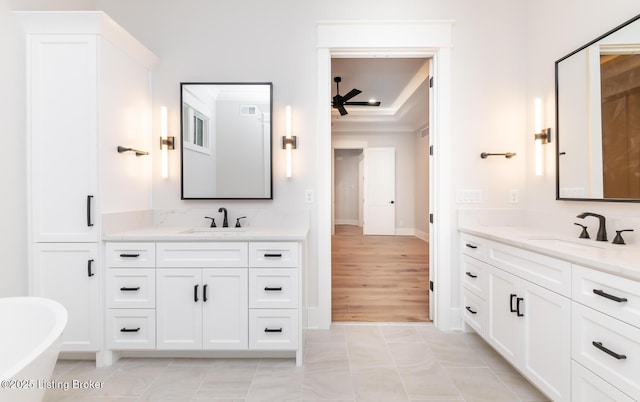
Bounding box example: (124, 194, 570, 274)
(0, 297, 68, 402)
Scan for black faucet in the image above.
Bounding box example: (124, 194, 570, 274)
(218, 207, 229, 228)
(576, 212, 607, 241)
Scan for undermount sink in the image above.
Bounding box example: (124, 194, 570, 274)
(180, 227, 248, 234)
(526, 238, 604, 251)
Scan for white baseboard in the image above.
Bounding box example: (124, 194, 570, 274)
(335, 219, 359, 226)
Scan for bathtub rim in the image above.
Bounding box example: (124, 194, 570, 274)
(0, 296, 68, 381)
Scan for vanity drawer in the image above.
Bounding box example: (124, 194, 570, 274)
(106, 269, 155, 308)
(249, 242, 298, 268)
(462, 289, 485, 337)
(486, 239, 571, 297)
(572, 264, 640, 327)
(571, 361, 634, 402)
(249, 268, 298, 309)
(105, 242, 155, 268)
(157, 242, 248, 268)
(461, 255, 488, 298)
(106, 309, 156, 350)
(460, 234, 485, 261)
(249, 309, 298, 350)
(572, 302, 640, 399)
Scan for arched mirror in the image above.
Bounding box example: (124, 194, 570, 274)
(556, 14, 640, 201)
(180, 82, 273, 199)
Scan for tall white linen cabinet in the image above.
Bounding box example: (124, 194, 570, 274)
(16, 12, 158, 355)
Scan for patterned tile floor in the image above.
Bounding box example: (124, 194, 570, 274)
(44, 324, 550, 401)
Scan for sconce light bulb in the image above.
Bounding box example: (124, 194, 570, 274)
(534, 97, 542, 134)
(285, 105, 293, 178)
(161, 106, 169, 179)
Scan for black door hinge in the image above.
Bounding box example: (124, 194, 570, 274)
(429, 145, 433, 156)
(429, 213, 434, 224)
(429, 280, 434, 291)
(429, 76, 434, 88)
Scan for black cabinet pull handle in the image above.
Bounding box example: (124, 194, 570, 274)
(120, 286, 140, 292)
(593, 289, 628, 303)
(264, 328, 283, 333)
(265, 286, 283, 291)
(264, 253, 283, 258)
(203, 284, 208, 302)
(510, 294, 517, 313)
(592, 341, 627, 360)
(120, 327, 140, 333)
(465, 272, 478, 278)
(465, 306, 477, 314)
(87, 259, 95, 277)
(194, 284, 199, 302)
(86, 195, 94, 227)
(516, 297, 524, 317)
(465, 243, 478, 249)
(119, 253, 140, 258)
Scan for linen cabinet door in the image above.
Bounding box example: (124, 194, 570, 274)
(486, 266, 520, 365)
(156, 268, 202, 350)
(201, 268, 248, 350)
(520, 281, 571, 402)
(29, 34, 99, 243)
(32, 243, 99, 351)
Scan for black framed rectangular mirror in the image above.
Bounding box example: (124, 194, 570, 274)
(556, 14, 640, 202)
(180, 82, 273, 199)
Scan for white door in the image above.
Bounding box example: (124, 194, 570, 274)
(30, 35, 99, 242)
(202, 268, 248, 350)
(32, 243, 99, 351)
(363, 147, 396, 235)
(156, 268, 202, 349)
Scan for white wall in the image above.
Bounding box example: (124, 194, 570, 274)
(334, 149, 361, 225)
(2, 0, 531, 326)
(525, 1, 640, 241)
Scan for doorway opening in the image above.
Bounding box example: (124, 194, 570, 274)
(330, 57, 431, 322)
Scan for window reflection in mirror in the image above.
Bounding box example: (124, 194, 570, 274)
(180, 82, 273, 200)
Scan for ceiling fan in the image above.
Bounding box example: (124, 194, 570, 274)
(331, 76, 381, 116)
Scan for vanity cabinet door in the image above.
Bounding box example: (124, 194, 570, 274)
(487, 266, 520, 364)
(32, 243, 99, 352)
(487, 265, 570, 401)
(156, 268, 202, 350)
(520, 278, 571, 401)
(201, 268, 248, 350)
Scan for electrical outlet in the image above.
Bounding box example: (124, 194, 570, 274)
(509, 189, 519, 203)
(304, 189, 314, 204)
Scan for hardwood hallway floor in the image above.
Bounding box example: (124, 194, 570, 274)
(332, 225, 430, 322)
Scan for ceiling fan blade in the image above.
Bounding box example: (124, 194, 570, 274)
(342, 88, 362, 102)
(337, 105, 348, 116)
(344, 101, 381, 106)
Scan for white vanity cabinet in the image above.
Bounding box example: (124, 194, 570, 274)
(105, 243, 156, 350)
(18, 11, 158, 354)
(460, 234, 571, 402)
(248, 243, 300, 350)
(103, 239, 303, 365)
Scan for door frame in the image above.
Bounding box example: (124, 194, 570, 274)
(314, 20, 456, 330)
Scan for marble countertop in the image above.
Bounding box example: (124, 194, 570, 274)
(459, 225, 640, 282)
(103, 226, 309, 242)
